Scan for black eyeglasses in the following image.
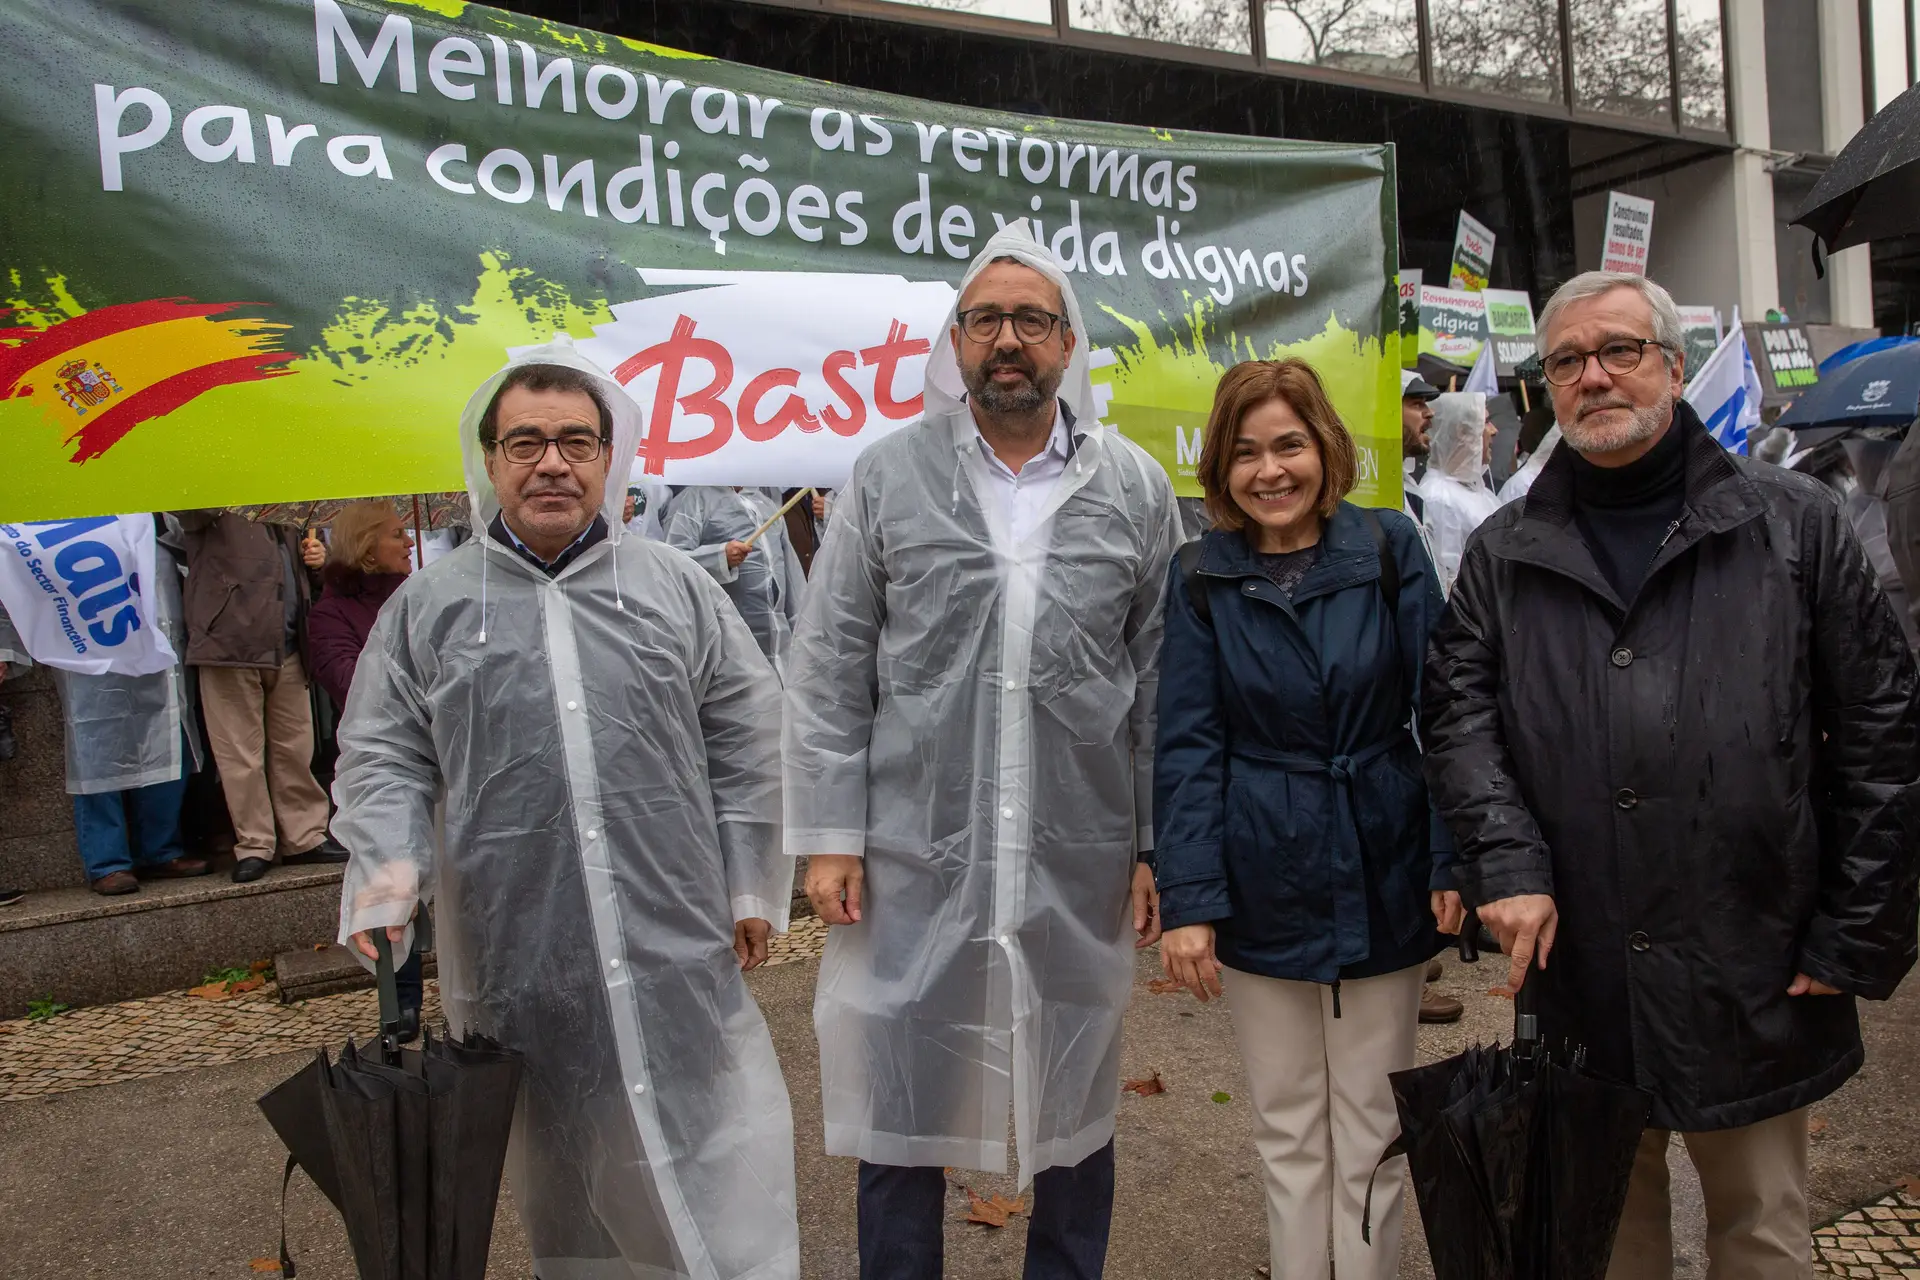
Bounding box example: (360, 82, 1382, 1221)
(1541, 338, 1670, 386)
(957, 307, 1068, 346)
(489, 431, 607, 465)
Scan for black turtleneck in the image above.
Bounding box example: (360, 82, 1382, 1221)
(1567, 415, 1687, 601)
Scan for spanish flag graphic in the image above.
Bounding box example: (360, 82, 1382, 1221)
(0, 298, 297, 462)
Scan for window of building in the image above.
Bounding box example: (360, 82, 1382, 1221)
(1068, 0, 1254, 53)
(1568, 0, 1672, 119)
(1262, 0, 1420, 81)
(878, 0, 1056, 22)
(1870, 0, 1911, 110)
(1674, 0, 1727, 130)
(1427, 0, 1566, 103)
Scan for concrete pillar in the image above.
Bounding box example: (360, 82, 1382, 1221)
(1726, 0, 1780, 318)
(1820, 0, 1877, 325)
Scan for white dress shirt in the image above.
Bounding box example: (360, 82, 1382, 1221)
(972, 404, 1073, 544)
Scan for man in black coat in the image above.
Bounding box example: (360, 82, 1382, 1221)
(1423, 270, 1920, 1280)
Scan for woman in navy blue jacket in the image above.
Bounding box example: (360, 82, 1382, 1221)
(1153, 358, 1463, 1280)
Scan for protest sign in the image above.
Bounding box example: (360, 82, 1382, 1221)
(0, 0, 1402, 515)
(1416, 285, 1488, 369)
(1744, 322, 1820, 406)
(1448, 211, 1495, 291)
(0, 515, 178, 675)
(1676, 305, 1722, 384)
(1398, 268, 1421, 367)
(1482, 288, 1537, 376)
(1601, 191, 1655, 275)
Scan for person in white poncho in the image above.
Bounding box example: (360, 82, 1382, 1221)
(1414, 392, 1504, 594)
(332, 343, 799, 1280)
(786, 223, 1177, 1278)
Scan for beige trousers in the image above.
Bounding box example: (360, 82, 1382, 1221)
(1223, 962, 1425, 1280)
(1604, 1107, 1811, 1280)
(198, 654, 331, 860)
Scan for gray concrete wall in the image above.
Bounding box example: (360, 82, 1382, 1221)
(0, 665, 81, 892)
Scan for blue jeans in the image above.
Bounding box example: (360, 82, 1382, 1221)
(857, 1140, 1115, 1280)
(72, 775, 190, 880)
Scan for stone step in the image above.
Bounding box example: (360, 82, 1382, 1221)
(274, 942, 437, 1003)
(0, 858, 343, 1019)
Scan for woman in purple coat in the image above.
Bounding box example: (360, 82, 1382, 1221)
(308, 501, 413, 712)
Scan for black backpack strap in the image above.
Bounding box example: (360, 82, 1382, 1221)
(1177, 539, 1211, 625)
(1361, 507, 1399, 616)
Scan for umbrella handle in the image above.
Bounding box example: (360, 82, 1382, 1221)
(1514, 964, 1541, 1055)
(371, 929, 403, 1064)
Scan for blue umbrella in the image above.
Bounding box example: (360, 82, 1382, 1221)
(1776, 342, 1920, 441)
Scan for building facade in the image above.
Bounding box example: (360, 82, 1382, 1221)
(513, 1, 1915, 336)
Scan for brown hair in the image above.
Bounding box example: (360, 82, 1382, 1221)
(1195, 358, 1358, 532)
(328, 499, 400, 573)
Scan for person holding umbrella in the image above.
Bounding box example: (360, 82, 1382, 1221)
(1424, 270, 1920, 1279)
(332, 343, 799, 1279)
(1154, 358, 1461, 1280)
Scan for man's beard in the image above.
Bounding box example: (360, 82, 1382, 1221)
(964, 350, 1064, 415)
(1562, 387, 1673, 455)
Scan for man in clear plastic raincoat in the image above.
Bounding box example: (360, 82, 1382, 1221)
(664, 486, 805, 672)
(785, 224, 1178, 1277)
(332, 342, 799, 1280)
(1413, 391, 1503, 594)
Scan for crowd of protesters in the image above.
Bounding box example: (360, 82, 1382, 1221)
(2, 234, 1916, 1280)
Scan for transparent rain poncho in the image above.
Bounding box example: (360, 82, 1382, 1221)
(664, 486, 804, 673)
(1497, 424, 1561, 504)
(331, 340, 799, 1280)
(54, 529, 203, 794)
(784, 223, 1179, 1184)
(1417, 392, 1503, 594)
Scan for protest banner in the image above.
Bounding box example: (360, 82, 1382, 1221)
(0, 0, 1402, 516)
(1448, 211, 1495, 292)
(1676, 305, 1722, 384)
(0, 515, 177, 675)
(1744, 321, 1821, 407)
(1601, 191, 1655, 275)
(1482, 287, 1537, 376)
(1397, 268, 1421, 367)
(1416, 285, 1488, 369)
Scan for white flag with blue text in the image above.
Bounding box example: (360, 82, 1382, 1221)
(0, 516, 178, 676)
(1682, 309, 1763, 453)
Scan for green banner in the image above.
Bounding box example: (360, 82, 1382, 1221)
(0, 0, 1400, 518)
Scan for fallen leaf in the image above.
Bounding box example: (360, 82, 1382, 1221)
(248, 1259, 281, 1273)
(312, 943, 329, 951)
(1808, 1115, 1828, 1136)
(230, 976, 266, 994)
(988, 1193, 1025, 1217)
(188, 982, 234, 1001)
(965, 1187, 1008, 1228)
(1895, 1174, 1920, 1198)
(1147, 978, 1185, 995)
(1122, 1071, 1166, 1097)
(250, 959, 273, 973)
(1211, 1090, 1232, 1104)
(1487, 987, 1515, 1000)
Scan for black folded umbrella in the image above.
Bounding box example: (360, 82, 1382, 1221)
(1367, 949, 1649, 1280)
(258, 932, 524, 1279)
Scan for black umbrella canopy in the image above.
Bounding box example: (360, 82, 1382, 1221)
(1793, 81, 1920, 258)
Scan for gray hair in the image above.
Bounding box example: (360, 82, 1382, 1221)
(1537, 271, 1686, 367)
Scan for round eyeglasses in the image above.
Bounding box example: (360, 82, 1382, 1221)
(490, 432, 607, 465)
(957, 307, 1068, 346)
(1541, 338, 1669, 386)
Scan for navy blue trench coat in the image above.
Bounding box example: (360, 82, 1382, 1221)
(1153, 503, 1452, 984)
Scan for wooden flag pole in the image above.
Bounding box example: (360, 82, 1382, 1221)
(411, 495, 426, 569)
(743, 488, 813, 549)
(1518, 379, 1532, 413)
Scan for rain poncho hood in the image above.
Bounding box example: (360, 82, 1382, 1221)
(784, 221, 1179, 1187)
(335, 344, 799, 1279)
(1427, 392, 1491, 485)
(1415, 393, 1502, 594)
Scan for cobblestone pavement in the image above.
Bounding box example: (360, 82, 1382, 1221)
(0, 914, 829, 1102)
(1815, 1187, 1920, 1277)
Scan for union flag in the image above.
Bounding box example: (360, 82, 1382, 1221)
(0, 298, 297, 462)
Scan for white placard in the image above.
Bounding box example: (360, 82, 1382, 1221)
(1602, 191, 1656, 275)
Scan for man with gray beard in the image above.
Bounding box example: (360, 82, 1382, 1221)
(1421, 271, 1920, 1279)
